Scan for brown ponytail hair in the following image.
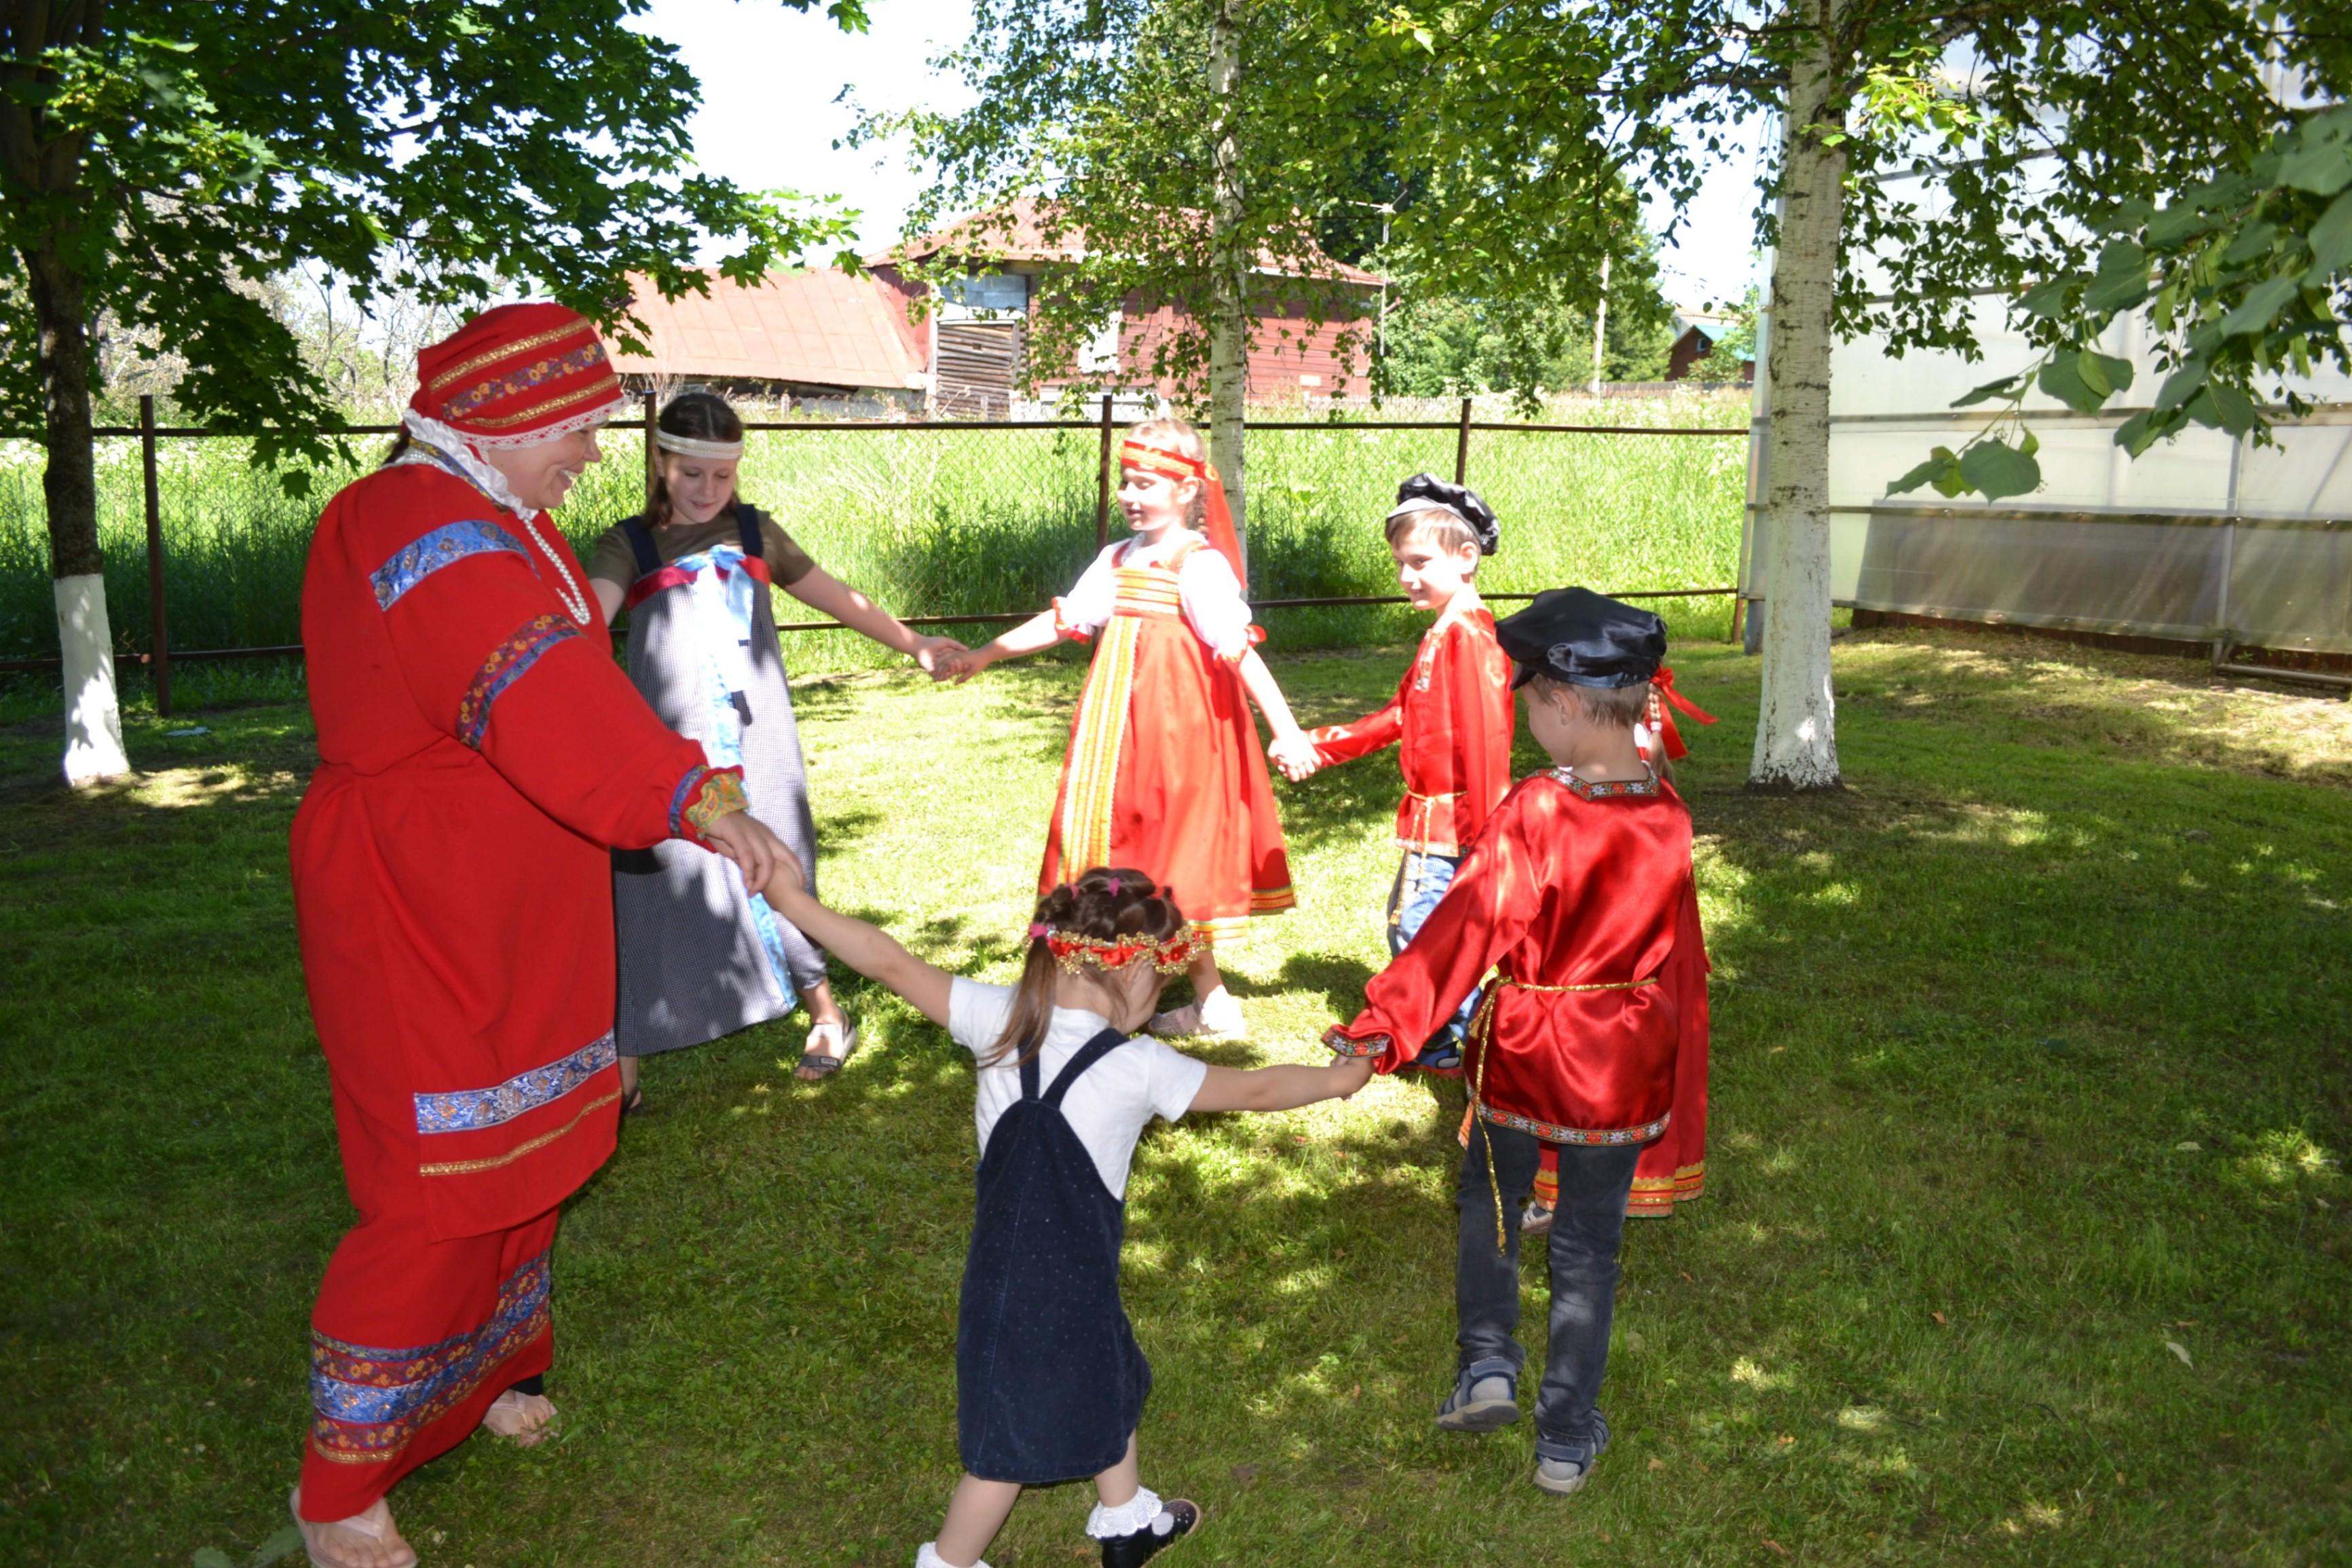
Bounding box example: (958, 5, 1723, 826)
(646, 391, 748, 527)
(988, 867, 1191, 1068)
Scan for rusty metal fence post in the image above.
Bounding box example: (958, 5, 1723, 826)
(1094, 394, 1115, 550)
(1454, 396, 1472, 485)
(140, 394, 171, 716)
(641, 390, 658, 508)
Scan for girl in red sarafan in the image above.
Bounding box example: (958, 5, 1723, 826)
(288, 303, 791, 1568)
(945, 417, 1314, 1043)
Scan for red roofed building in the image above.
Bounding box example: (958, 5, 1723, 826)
(606, 201, 1380, 418)
(867, 199, 1381, 415)
(603, 269, 929, 414)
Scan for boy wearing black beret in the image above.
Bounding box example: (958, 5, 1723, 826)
(1271, 474, 1513, 1071)
(1325, 586, 1711, 1497)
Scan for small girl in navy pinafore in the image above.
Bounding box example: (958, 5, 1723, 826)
(749, 861, 1375, 1568)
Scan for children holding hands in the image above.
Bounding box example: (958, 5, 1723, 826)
(1324, 588, 1712, 1498)
(756, 857, 1370, 1568)
(942, 417, 1312, 1044)
(1280, 475, 1516, 1071)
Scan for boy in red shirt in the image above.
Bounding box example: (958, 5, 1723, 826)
(1271, 475, 1513, 1070)
(1325, 587, 1711, 1497)
(1522, 662, 1717, 1232)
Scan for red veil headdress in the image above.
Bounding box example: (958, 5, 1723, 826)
(1647, 666, 1719, 760)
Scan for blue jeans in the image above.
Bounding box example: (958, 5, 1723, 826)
(1388, 851, 1480, 1055)
(1457, 1121, 1639, 1463)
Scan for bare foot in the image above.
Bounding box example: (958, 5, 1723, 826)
(479, 1387, 557, 1446)
(290, 1488, 418, 1568)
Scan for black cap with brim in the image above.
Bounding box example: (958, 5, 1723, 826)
(1496, 586, 1666, 690)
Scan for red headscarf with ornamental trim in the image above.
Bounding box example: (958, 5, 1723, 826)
(1120, 435, 1248, 592)
(410, 303, 630, 449)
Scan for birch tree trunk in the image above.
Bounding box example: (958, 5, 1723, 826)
(1206, 0, 1248, 573)
(24, 237, 130, 785)
(1749, 0, 1846, 790)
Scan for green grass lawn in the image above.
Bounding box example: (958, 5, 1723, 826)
(2, 629, 2348, 1567)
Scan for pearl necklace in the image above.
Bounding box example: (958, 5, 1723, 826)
(521, 512, 594, 626)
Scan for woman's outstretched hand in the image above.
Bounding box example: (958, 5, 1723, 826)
(702, 810, 791, 893)
(910, 635, 968, 680)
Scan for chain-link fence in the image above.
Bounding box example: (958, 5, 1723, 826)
(0, 396, 1748, 707)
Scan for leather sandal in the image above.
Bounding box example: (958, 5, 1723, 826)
(798, 1019, 859, 1078)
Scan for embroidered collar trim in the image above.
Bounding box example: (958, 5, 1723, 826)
(1548, 766, 1660, 800)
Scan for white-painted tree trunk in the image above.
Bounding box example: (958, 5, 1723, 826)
(1749, 0, 1846, 791)
(1206, 0, 1248, 573)
(56, 574, 130, 785)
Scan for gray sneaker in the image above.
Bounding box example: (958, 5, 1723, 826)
(1434, 1358, 1520, 1432)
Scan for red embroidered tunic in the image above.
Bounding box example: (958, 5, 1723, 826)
(293, 457, 728, 1242)
(1305, 602, 1514, 855)
(1326, 768, 1709, 1144)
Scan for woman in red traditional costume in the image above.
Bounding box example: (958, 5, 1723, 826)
(287, 303, 790, 1568)
(945, 417, 1311, 1042)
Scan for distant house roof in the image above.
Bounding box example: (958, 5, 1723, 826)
(1670, 309, 1740, 346)
(604, 271, 924, 392)
(875, 196, 1385, 288)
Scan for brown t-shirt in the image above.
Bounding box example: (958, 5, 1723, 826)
(586, 506, 817, 590)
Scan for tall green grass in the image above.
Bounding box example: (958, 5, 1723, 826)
(0, 392, 1747, 681)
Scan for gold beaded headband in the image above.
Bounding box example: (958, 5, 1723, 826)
(1039, 926, 1201, 975)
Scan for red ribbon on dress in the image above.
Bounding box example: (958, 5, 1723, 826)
(620, 551, 771, 612)
(1647, 665, 1717, 761)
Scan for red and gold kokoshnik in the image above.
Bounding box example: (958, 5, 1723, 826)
(1119, 439, 1208, 481)
(409, 302, 628, 447)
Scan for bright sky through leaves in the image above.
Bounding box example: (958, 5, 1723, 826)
(637, 0, 1766, 306)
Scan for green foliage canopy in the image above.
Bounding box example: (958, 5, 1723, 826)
(0, 0, 863, 474)
(1893, 105, 2352, 502)
(866, 0, 1639, 403)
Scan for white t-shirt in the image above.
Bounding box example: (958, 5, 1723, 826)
(947, 978, 1210, 1199)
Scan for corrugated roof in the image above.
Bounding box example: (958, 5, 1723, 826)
(876, 196, 1385, 287)
(605, 271, 922, 391)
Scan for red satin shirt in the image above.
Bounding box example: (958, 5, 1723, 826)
(1305, 602, 1514, 855)
(1326, 768, 1709, 1143)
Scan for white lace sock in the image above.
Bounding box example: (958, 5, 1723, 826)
(1085, 1487, 1168, 1540)
(916, 1542, 990, 1568)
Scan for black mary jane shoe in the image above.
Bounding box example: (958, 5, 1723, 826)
(1100, 1498, 1201, 1568)
(619, 1085, 646, 1117)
